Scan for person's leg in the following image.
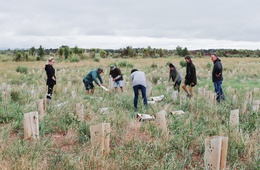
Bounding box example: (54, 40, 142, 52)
(189, 86, 194, 97)
(90, 83, 95, 95)
(214, 81, 221, 103)
(83, 80, 90, 94)
(182, 84, 190, 96)
(182, 84, 188, 93)
(133, 85, 139, 109)
(119, 80, 124, 92)
(219, 81, 225, 101)
(175, 81, 181, 93)
(140, 85, 148, 106)
(47, 84, 54, 99)
(114, 81, 118, 93)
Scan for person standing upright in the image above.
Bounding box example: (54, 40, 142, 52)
(45, 57, 56, 101)
(211, 53, 225, 103)
(131, 69, 148, 110)
(109, 65, 124, 92)
(168, 63, 182, 92)
(182, 55, 197, 97)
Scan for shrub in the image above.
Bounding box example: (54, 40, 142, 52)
(151, 76, 160, 84)
(70, 56, 80, 62)
(118, 61, 134, 68)
(14, 53, 22, 62)
(151, 62, 157, 68)
(179, 60, 187, 68)
(206, 62, 212, 69)
(16, 66, 28, 74)
(11, 90, 21, 102)
(93, 57, 99, 62)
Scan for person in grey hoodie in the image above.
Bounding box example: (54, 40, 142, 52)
(211, 53, 225, 103)
(131, 69, 148, 109)
(168, 63, 182, 92)
(45, 57, 56, 100)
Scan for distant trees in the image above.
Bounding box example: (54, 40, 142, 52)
(99, 49, 107, 58)
(2, 45, 259, 62)
(29, 47, 36, 56)
(176, 46, 189, 57)
(37, 45, 45, 60)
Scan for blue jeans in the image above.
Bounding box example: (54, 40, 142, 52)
(133, 85, 147, 108)
(214, 81, 225, 102)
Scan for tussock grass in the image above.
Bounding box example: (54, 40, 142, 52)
(0, 57, 259, 169)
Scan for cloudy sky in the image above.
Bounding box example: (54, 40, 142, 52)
(1, 0, 260, 50)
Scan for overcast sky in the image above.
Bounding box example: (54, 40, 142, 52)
(1, 0, 260, 50)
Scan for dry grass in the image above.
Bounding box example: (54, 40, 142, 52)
(0, 57, 259, 169)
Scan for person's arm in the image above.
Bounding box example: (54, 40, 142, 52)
(92, 71, 100, 85)
(173, 71, 180, 83)
(191, 65, 196, 85)
(215, 63, 222, 77)
(98, 74, 103, 85)
(114, 69, 122, 81)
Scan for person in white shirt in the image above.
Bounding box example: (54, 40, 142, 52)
(131, 69, 148, 109)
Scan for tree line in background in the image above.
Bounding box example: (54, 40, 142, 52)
(0, 45, 259, 62)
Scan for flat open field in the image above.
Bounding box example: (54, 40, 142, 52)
(0, 57, 259, 169)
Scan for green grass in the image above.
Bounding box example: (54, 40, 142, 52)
(0, 57, 259, 169)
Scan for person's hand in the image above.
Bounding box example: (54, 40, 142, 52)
(191, 83, 195, 87)
(113, 78, 116, 81)
(101, 84, 104, 86)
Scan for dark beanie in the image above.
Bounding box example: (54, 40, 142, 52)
(131, 69, 138, 74)
(185, 55, 191, 60)
(169, 63, 174, 68)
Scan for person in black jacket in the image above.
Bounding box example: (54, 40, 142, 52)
(45, 57, 56, 100)
(182, 55, 197, 97)
(211, 53, 225, 103)
(109, 65, 124, 92)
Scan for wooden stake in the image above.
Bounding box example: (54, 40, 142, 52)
(204, 136, 228, 170)
(90, 123, 111, 157)
(108, 78, 113, 90)
(76, 103, 84, 121)
(36, 99, 46, 120)
(156, 110, 168, 137)
(230, 109, 239, 128)
(252, 100, 259, 112)
(24, 111, 39, 140)
(172, 91, 178, 102)
(71, 91, 77, 99)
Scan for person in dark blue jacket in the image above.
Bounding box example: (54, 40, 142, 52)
(211, 53, 225, 103)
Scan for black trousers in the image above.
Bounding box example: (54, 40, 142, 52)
(47, 84, 54, 99)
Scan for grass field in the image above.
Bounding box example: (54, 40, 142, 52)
(0, 57, 259, 169)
